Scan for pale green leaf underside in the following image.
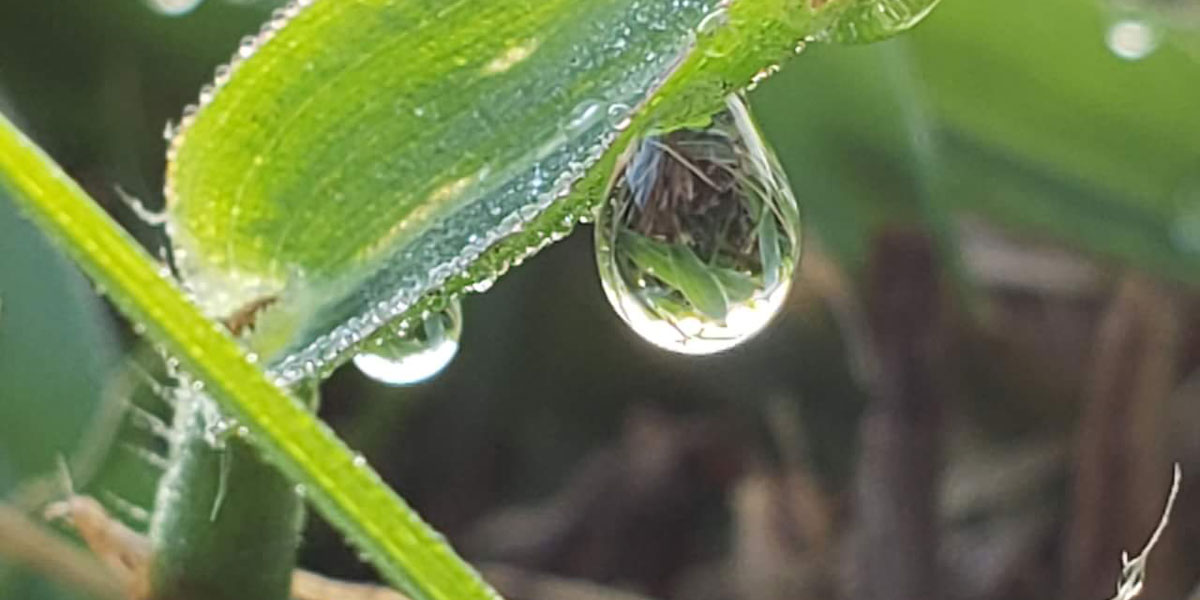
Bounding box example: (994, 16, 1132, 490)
(166, 0, 937, 381)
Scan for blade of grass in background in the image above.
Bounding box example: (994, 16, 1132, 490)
(0, 185, 116, 600)
(754, 0, 1200, 285)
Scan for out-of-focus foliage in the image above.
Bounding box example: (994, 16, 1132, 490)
(0, 185, 116, 599)
(756, 0, 1200, 283)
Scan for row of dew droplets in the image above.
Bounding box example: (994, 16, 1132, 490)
(142, 0, 310, 455)
(594, 94, 802, 354)
(163, 0, 316, 320)
(164, 0, 311, 157)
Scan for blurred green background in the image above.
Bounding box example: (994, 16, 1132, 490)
(1, 0, 1198, 599)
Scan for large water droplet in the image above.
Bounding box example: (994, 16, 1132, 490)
(1106, 18, 1159, 61)
(594, 94, 802, 355)
(352, 299, 463, 385)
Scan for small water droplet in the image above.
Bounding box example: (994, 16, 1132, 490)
(352, 453, 368, 468)
(564, 101, 605, 134)
(214, 64, 232, 86)
(747, 64, 781, 90)
(294, 484, 307, 498)
(204, 417, 237, 448)
(144, 0, 203, 17)
(1106, 18, 1159, 61)
(238, 35, 258, 59)
(518, 204, 541, 221)
(353, 299, 463, 386)
(470, 277, 497, 293)
(607, 103, 634, 131)
(594, 94, 802, 355)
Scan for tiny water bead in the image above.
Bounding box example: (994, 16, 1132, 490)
(1106, 18, 1159, 61)
(594, 94, 802, 355)
(352, 299, 463, 386)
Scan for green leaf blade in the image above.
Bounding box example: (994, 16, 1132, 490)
(169, 0, 723, 360)
(164, 0, 889, 381)
(0, 114, 495, 600)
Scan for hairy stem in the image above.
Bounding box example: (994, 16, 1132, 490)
(148, 385, 317, 600)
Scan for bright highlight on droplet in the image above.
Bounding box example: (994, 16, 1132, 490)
(353, 300, 463, 386)
(594, 94, 803, 355)
(145, 0, 204, 16)
(1106, 19, 1159, 61)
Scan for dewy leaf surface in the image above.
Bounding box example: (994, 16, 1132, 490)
(166, 0, 931, 381)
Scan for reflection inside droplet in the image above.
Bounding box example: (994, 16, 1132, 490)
(594, 94, 802, 355)
(1106, 19, 1159, 61)
(353, 300, 462, 385)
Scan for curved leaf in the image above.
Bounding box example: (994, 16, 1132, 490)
(0, 190, 116, 600)
(163, 0, 904, 382)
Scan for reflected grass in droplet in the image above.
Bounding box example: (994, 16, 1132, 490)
(595, 94, 801, 355)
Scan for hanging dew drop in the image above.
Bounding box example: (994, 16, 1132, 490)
(594, 94, 802, 355)
(144, 0, 203, 17)
(352, 299, 463, 386)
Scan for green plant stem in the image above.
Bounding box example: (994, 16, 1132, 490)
(0, 115, 498, 600)
(148, 385, 316, 600)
